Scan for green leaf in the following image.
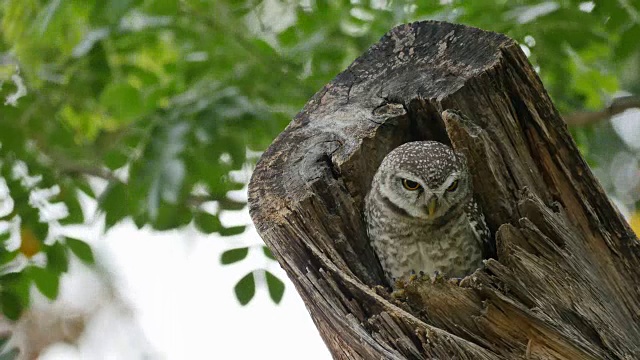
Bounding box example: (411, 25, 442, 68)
(251, 38, 278, 59)
(30, 267, 59, 300)
(129, 122, 189, 222)
(30, 222, 49, 246)
(278, 26, 299, 47)
(65, 238, 95, 265)
(0, 273, 22, 286)
(145, 0, 178, 15)
(194, 212, 222, 234)
(34, 0, 63, 35)
(99, 82, 145, 121)
(58, 189, 84, 225)
(92, 0, 138, 25)
(46, 242, 69, 274)
(219, 225, 246, 237)
(265, 270, 285, 304)
(9, 274, 30, 311)
(615, 24, 640, 60)
(234, 272, 255, 306)
(0, 251, 19, 266)
(0, 291, 22, 321)
(220, 247, 248, 265)
(218, 197, 246, 211)
(262, 246, 275, 260)
(98, 182, 129, 228)
(103, 148, 130, 170)
(151, 202, 193, 230)
(132, 213, 146, 229)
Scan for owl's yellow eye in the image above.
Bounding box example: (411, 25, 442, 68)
(446, 179, 459, 192)
(401, 179, 421, 191)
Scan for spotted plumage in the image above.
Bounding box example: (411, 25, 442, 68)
(364, 141, 492, 286)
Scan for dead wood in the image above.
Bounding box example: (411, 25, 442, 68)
(248, 21, 640, 359)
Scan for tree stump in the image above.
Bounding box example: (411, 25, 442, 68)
(248, 21, 640, 359)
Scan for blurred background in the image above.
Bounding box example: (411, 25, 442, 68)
(0, 0, 639, 359)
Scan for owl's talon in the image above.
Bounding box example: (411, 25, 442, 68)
(391, 289, 406, 300)
(431, 271, 447, 284)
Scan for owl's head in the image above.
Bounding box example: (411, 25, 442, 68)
(373, 141, 471, 222)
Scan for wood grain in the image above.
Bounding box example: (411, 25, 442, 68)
(248, 21, 640, 359)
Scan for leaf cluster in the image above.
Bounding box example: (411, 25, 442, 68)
(0, 0, 638, 309)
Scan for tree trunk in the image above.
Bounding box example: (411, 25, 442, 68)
(248, 21, 640, 359)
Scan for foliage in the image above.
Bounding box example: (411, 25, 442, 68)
(0, 332, 19, 360)
(0, 0, 638, 315)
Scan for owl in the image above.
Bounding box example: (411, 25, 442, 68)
(364, 141, 492, 286)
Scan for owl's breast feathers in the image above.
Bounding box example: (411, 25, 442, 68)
(366, 190, 490, 283)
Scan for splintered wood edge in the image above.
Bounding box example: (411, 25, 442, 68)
(248, 20, 640, 359)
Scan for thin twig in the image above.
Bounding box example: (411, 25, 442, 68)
(61, 163, 222, 207)
(563, 95, 640, 126)
(60, 163, 121, 183)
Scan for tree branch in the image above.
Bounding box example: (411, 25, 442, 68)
(186, 193, 246, 210)
(59, 162, 121, 183)
(563, 95, 640, 126)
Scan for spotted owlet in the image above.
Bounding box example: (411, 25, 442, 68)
(365, 141, 492, 285)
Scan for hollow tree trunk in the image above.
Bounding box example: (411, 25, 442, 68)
(248, 21, 640, 359)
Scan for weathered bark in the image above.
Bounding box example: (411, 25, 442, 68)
(248, 21, 640, 359)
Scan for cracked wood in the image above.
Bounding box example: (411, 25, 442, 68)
(249, 21, 640, 359)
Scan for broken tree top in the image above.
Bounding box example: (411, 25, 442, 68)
(249, 21, 640, 359)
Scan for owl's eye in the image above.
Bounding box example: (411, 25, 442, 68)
(446, 179, 459, 192)
(401, 179, 421, 191)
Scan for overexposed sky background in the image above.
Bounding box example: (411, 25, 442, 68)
(29, 189, 331, 359)
(104, 220, 330, 359)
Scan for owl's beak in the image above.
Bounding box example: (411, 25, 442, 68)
(427, 197, 438, 217)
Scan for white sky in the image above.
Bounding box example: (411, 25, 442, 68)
(107, 220, 330, 359)
(36, 207, 331, 359)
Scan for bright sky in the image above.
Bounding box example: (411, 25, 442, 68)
(106, 220, 330, 359)
(35, 205, 331, 359)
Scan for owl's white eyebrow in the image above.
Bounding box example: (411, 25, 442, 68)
(438, 172, 460, 190)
